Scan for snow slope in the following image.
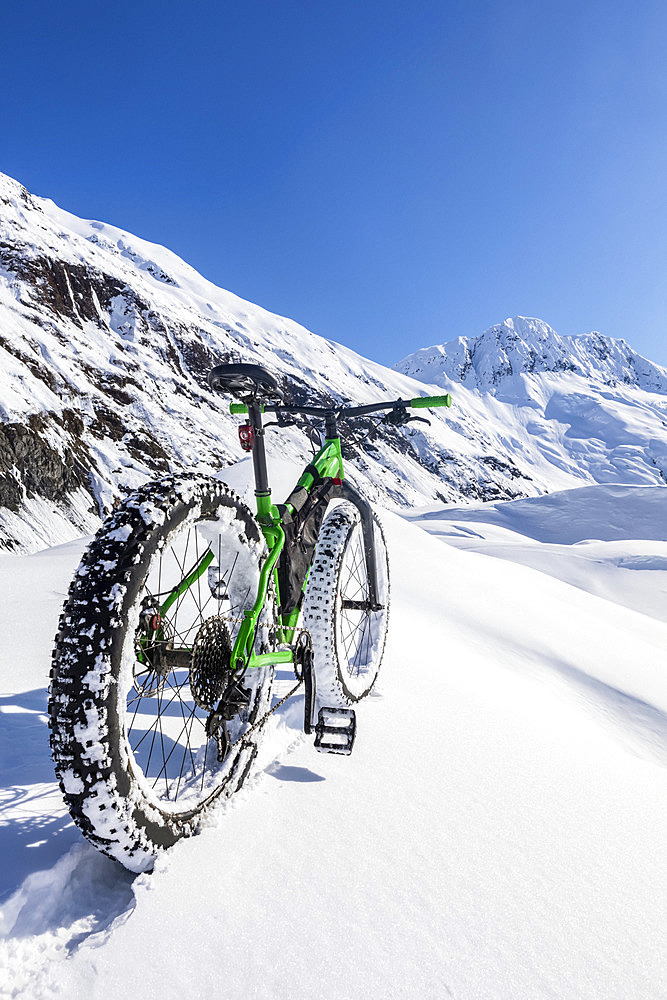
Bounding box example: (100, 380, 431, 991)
(407, 483, 667, 624)
(1, 478, 665, 999)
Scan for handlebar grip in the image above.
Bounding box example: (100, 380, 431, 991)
(410, 394, 452, 409)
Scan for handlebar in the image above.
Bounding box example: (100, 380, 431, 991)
(340, 394, 451, 417)
(229, 394, 451, 418)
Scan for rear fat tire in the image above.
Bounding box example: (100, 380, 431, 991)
(302, 502, 390, 707)
(48, 474, 274, 872)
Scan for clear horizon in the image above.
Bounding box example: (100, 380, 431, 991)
(2, 1, 666, 368)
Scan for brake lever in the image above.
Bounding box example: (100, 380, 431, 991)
(264, 414, 297, 429)
(381, 408, 430, 428)
(382, 407, 410, 427)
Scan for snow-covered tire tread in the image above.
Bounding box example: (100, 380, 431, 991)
(302, 502, 389, 707)
(48, 473, 273, 872)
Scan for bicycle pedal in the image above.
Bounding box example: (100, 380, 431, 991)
(313, 707, 356, 755)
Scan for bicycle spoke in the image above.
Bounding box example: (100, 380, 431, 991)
(123, 513, 266, 810)
(335, 522, 383, 676)
(156, 687, 169, 796)
(130, 674, 189, 752)
(151, 701, 199, 790)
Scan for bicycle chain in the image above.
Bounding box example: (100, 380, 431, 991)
(223, 677, 304, 757)
(214, 622, 310, 758)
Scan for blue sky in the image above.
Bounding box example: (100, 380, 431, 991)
(3, 0, 667, 367)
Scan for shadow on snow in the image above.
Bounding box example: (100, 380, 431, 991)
(0, 688, 137, 950)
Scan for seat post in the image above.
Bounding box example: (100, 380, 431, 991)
(247, 400, 271, 514)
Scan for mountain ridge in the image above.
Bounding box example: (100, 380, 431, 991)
(395, 316, 667, 395)
(1, 172, 666, 552)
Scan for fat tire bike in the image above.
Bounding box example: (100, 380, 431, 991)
(48, 363, 452, 871)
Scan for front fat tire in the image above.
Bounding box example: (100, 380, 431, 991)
(48, 474, 273, 872)
(302, 502, 390, 707)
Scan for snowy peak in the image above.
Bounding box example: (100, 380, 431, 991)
(395, 316, 667, 395)
(0, 174, 38, 215)
(0, 170, 196, 292)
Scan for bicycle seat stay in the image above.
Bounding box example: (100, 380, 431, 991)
(208, 363, 283, 401)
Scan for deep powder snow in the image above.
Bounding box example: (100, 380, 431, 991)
(0, 476, 665, 1000)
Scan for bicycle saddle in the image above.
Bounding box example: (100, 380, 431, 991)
(208, 363, 283, 401)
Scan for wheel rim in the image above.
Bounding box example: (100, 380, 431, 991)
(120, 513, 266, 813)
(335, 520, 387, 689)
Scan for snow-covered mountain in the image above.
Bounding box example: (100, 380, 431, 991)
(1, 173, 666, 552)
(0, 173, 535, 552)
(396, 315, 667, 393)
(396, 315, 667, 494)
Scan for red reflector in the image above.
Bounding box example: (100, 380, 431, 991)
(238, 423, 255, 452)
(332, 477, 343, 485)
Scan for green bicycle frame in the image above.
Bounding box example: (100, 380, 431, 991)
(231, 432, 345, 672)
(164, 389, 451, 674)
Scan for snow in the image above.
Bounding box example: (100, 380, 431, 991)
(395, 316, 667, 394)
(1, 478, 665, 999)
(408, 484, 667, 625)
(3, 170, 667, 553)
(1, 170, 666, 995)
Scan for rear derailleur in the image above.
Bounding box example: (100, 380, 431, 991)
(205, 677, 253, 762)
